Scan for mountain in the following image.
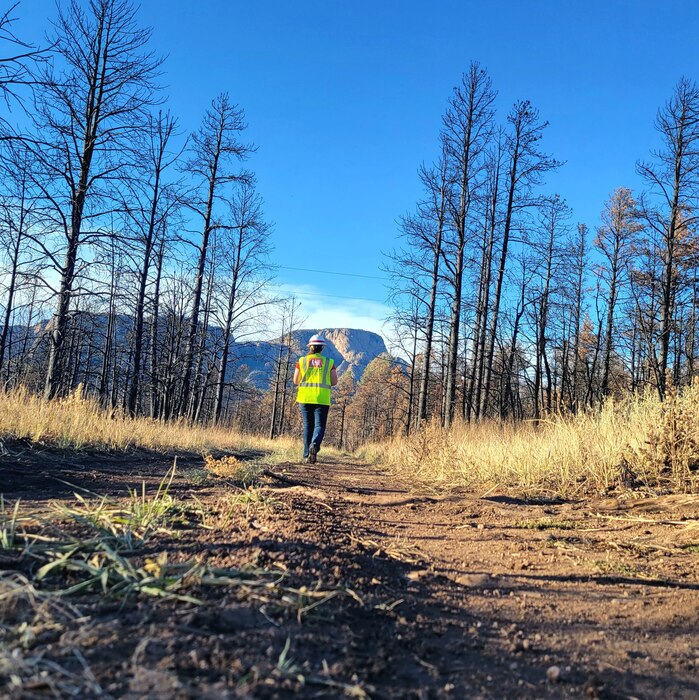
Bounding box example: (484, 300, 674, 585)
(13, 315, 388, 390)
(306, 328, 387, 378)
(234, 328, 388, 388)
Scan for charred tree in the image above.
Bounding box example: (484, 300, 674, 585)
(179, 93, 254, 418)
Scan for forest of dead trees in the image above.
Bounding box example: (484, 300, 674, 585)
(0, 0, 279, 427)
(1, 2, 699, 447)
(387, 64, 699, 433)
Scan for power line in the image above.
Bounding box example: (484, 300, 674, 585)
(279, 265, 387, 281)
(271, 286, 387, 304)
(299, 292, 385, 303)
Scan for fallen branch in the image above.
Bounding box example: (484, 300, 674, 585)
(262, 469, 311, 488)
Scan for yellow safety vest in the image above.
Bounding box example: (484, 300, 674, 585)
(296, 353, 334, 405)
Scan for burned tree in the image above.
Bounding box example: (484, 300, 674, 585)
(440, 63, 496, 428)
(637, 78, 699, 397)
(26, 0, 161, 398)
(480, 100, 559, 417)
(179, 93, 254, 418)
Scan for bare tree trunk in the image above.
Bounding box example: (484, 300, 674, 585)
(213, 234, 242, 424)
(97, 237, 120, 406)
(442, 64, 496, 429)
(181, 180, 216, 415)
(279, 329, 294, 434)
(481, 101, 559, 417)
(584, 296, 605, 407)
(570, 224, 587, 411)
(473, 140, 503, 420)
(180, 94, 253, 416)
(127, 112, 177, 416)
(416, 156, 448, 428)
(268, 328, 285, 439)
(637, 79, 699, 398)
(503, 280, 527, 419)
(189, 242, 217, 421)
(0, 198, 26, 377)
(405, 303, 419, 434)
(39, 0, 160, 398)
(532, 195, 565, 420)
(149, 236, 165, 418)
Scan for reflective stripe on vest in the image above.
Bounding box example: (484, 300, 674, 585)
(296, 354, 333, 405)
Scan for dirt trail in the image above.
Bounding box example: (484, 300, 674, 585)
(1, 447, 699, 699)
(269, 458, 699, 699)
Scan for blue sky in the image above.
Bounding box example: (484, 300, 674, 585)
(12, 1, 699, 340)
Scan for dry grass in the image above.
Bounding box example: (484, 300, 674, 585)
(0, 477, 344, 618)
(0, 386, 301, 459)
(360, 382, 699, 497)
(3, 383, 695, 498)
(0, 481, 358, 697)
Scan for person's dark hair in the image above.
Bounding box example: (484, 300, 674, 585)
(309, 344, 323, 354)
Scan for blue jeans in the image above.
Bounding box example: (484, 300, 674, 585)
(299, 403, 330, 458)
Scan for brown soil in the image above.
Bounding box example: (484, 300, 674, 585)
(1, 442, 698, 699)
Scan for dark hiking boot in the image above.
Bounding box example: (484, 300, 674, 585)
(308, 443, 318, 464)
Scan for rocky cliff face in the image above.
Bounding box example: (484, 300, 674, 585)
(231, 328, 386, 389)
(294, 328, 387, 380)
(235, 328, 388, 388)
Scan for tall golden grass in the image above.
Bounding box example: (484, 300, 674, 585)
(0, 386, 303, 462)
(2, 384, 697, 496)
(359, 382, 699, 496)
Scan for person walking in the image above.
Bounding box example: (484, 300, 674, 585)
(293, 334, 338, 463)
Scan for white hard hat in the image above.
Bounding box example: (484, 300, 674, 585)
(307, 334, 326, 346)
